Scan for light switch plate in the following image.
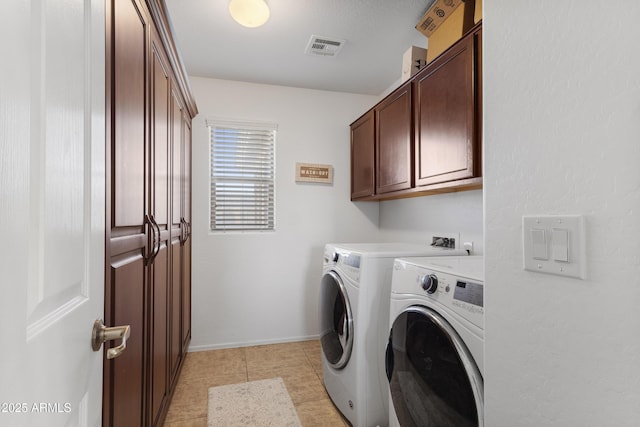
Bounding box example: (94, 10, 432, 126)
(522, 215, 586, 279)
(530, 228, 548, 260)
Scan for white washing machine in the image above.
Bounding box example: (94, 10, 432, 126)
(386, 256, 484, 427)
(319, 243, 467, 427)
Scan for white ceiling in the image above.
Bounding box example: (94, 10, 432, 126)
(164, 0, 435, 96)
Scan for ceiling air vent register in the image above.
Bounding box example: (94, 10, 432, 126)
(304, 35, 346, 57)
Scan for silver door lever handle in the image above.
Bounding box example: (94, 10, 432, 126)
(92, 319, 131, 359)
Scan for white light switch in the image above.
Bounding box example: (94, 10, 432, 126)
(522, 215, 586, 279)
(551, 228, 569, 262)
(530, 229, 548, 260)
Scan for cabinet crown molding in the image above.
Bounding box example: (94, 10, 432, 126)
(147, 0, 198, 118)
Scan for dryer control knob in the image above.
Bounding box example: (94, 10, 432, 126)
(421, 274, 438, 294)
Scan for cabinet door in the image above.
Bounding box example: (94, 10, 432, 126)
(169, 88, 184, 385)
(350, 111, 375, 199)
(475, 27, 482, 179)
(104, 0, 150, 425)
(150, 29, 171, 426)
(376, 81, 412, 194)
(415, 33, 476, 187)
(182, 115, 192, 351)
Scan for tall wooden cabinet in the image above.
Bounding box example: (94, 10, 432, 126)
(104, 0, 197, 425)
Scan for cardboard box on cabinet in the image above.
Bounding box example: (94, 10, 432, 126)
(415, 0, 464, 38)
(401, 46, 428, 82)
(424, 0, 476, 63)
(474, 0, 482, 24)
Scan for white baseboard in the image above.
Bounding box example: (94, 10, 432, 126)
(187, 334, 321, 353)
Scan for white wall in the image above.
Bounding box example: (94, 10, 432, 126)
(189, 77, 380, 350)
(484, 2, 640, 426)
(378, 190, 484, 253)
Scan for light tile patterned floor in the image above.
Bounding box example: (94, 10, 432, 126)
(164, 339, 350, 426)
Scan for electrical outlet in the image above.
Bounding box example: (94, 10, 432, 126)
(430, 233, 459, 249)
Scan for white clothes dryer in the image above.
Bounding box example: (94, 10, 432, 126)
(319, 243, 467, 427)
(386, 256, 484, 427)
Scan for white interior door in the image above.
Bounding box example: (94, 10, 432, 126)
(0, 0, 106, 426)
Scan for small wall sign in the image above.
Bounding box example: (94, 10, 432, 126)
(295, 162, 333, 184)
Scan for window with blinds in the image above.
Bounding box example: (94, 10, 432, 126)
(208, 120, 276, 231)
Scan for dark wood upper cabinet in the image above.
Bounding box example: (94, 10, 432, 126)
(349, 22, 482, 201)
(414, 29, 477, 187)
(376, 80, 413, 194)
(350, 111, 375, 200)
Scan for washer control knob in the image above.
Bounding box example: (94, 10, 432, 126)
(421, 274, 438, 294)
(333, 252, 339, 263)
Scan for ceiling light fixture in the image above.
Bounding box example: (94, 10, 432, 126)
(229, 0, 270, 28)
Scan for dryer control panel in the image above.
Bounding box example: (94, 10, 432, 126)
(419, 271, 483, 328)
(338, 252, 361, 269)
(453, 280, 483, 308)
(324, 247, 362, 283)
(324, 248, 360, 269)
(392, 257, 484, 329)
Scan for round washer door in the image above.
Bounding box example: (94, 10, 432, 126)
(386, 305, 483, 427)
(319, 270, 354, 369)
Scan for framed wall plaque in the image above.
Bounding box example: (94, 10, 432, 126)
(295, 162, 333, 184)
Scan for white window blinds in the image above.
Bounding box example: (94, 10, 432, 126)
(208, 120, 276, 231)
